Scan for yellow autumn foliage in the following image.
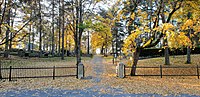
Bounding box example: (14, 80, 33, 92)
(91, 32, 104, 51)
(181, 19, 193, 30)
(168, 32, 192, 49)
(142, 38, 152, 48)
(130, 13, 135, 20)
(162, 23, 175, 32)
(122, 28, 142, 55)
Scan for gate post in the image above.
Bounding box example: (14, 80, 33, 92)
(77, 62, 84, 79)
(118, 62, 125, 78)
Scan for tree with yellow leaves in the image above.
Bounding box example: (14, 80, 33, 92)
(91, 22, 112, 56)
(173, 0, 200, 64)
(90, 1, 121, 56)
(119, 0, 195, 76)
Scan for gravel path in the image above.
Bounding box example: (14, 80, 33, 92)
(0, 56, 200, 96)
(91, 56, 104, 83)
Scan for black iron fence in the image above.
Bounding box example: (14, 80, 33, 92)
(0, 66, 77, 81)
(125, 65, 199, 79)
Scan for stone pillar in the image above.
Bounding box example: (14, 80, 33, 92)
(118, 62, 125, 78)
(77, 62, 84, 79)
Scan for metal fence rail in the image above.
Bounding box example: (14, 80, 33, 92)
(125, 65, 199, 79)
(0, 66, 77, 81)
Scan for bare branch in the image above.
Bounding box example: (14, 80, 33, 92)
(166, 0, 183, 23)
(0, 15, 37, 45)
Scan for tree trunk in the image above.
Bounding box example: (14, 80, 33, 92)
(58, 0, 61, 56)
(28, 21, 31, 52)
(32, 26, 35, 51)
(105, 33, 108, 57)
(61, 0, 65, 60)
(100, 45, 104, 55)
(75, 0, 79, 64)
(87, 31, 90, 55)
(186, 28, 191, 64)
(164, 47, 170, 65)
(46, 41, 49, 51)
(186, 27, 192, 64)
(163, 34, 170, 65)
(51, 0, 55, 57)
(77, 0, 82, 64)
(186, 46, 191, 64)
(43, 41, 45, 51)
(38, 0, 42, 57)
(32, 2, 37, 51)
(130, 48, 141, 76)
(77, 37, 81, 63)
(4, 7, 11, 58)
(112, 38, 114, 64)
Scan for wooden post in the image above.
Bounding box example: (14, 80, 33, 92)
(197, 65, 199, 79)
(9, 66, 12, 81)
(160, 65, 162, 78)
(53, 66, 55, 80)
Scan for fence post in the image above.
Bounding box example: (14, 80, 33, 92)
(124, 65, 126, 78)
(160, 65, 162, 78)
(53, 66, 55, 80)
(9, 66, 12, 81)
(118, 62, 125, 78)
(197, 65, 199, 79)
(77, 62, 84, 79)
(0, 60, 2, 79)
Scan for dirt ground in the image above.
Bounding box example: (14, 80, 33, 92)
(103, 55, 200, 96)
(0, 55, 200, 96)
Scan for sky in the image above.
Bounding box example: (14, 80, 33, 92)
(95, 0, 116, 10)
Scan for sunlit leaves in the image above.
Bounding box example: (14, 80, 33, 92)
(168, 32, 192, 49)
(130, 13, 135, 20)
(181, 19, 193, 30)
(91, 32, 104, 51)
(162, 23, 175, 32)
(122, 28, 142, 55)
(142, 39, 152, 48)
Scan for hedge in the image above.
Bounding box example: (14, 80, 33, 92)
(140, 47, 200, 57)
